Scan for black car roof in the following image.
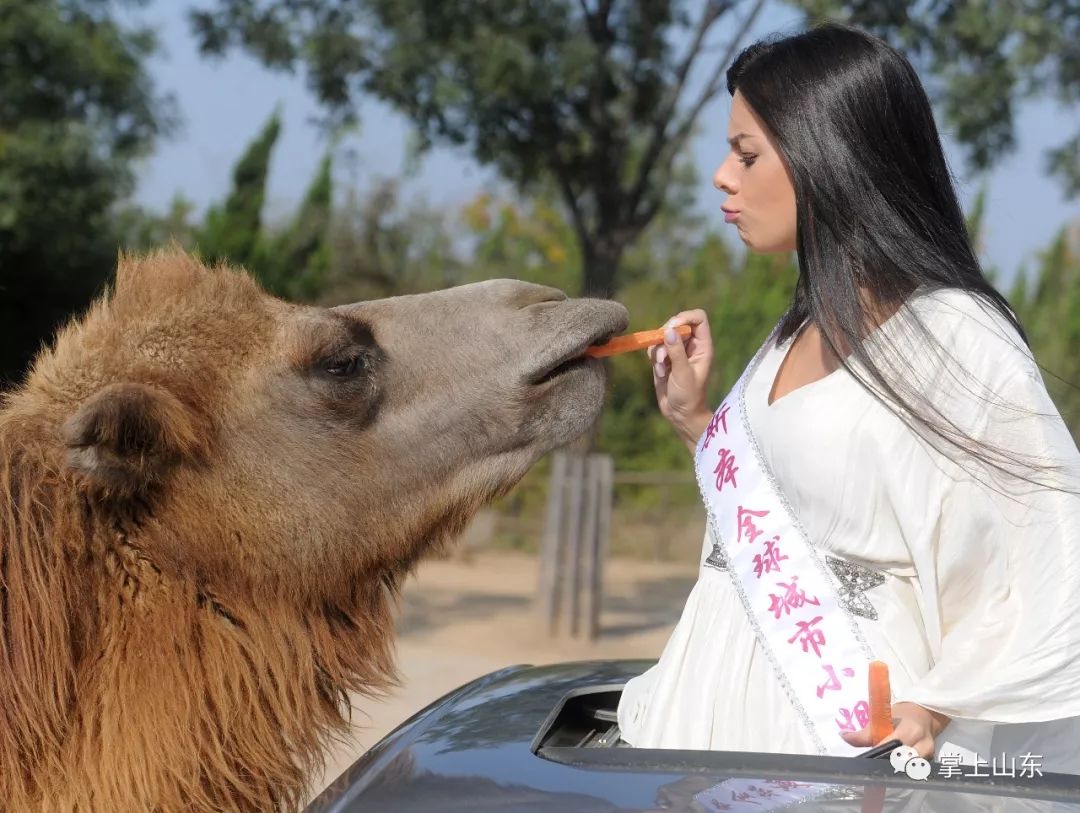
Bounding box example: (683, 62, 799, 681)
(307, 660, 1080, 812)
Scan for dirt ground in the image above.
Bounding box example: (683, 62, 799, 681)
(310, 549, 699, 799)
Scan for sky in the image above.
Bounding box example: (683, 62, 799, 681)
(134, 2, 1080, 287)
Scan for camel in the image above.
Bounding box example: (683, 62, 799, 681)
(0, 249, 628, 812)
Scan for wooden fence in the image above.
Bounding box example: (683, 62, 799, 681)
(537, 451, 614, 640)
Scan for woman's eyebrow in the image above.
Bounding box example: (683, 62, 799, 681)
(727, 132, 754, 147)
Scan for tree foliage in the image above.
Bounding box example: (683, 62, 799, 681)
(120, 111, 338, 303)
(1011, 227, 1080, 441)
(198, 110, 281, 274)
(0, 0, 170, 385)
(795, 0, 1080, 197)
(264, 153, 335, 300)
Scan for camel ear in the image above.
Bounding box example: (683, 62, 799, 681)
(63, 383, 202, 498)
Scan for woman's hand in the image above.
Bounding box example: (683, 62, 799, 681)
(649, 310, 714, 452)
(840, 702, 950, 759)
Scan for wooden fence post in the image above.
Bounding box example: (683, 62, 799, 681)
(539, 450, 614, 640)
(587, 454, 614, 641)
(560, 454, 585, 638)
(539, 452, 568, 635)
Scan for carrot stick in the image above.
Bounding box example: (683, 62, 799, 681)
(868, 660, 893, 743)
(585, 324, 692, 358)
(860, 784, 886, 813)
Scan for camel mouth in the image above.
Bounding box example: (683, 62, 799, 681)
(527, 320, 624, 387)
(531, 353, 604, 386)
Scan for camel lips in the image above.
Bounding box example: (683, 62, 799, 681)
(585, 324, 692, 358)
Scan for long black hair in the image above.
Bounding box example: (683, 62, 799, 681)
(727, 23, 1067, 489)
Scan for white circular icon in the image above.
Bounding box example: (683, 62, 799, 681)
(904, 757, 932, 781)
(889, 745, 919, 773)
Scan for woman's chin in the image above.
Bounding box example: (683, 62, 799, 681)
(740, 232, 796, 255)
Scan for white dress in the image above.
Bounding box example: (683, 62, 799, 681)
(616, 288, 1080, 773)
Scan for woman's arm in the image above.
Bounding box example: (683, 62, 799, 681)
(879, 293, 1080, 749)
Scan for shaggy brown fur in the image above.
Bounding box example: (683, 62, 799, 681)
(0, 250, 626, 812)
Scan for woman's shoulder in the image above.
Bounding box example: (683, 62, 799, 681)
(901, 286, 1038, 382)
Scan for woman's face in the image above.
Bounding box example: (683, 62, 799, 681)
(713, 90, 797, 254)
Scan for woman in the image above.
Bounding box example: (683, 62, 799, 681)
(616, 23, 1080, 774)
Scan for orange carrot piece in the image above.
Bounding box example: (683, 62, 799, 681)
(868, 660, 893, 743)
(860, 784, 887, 813)
(585, 324, 693, 358)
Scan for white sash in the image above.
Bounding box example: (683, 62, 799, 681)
(693, 331, 877, 759)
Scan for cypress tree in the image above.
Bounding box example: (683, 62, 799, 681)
(199, 110, 282, 271)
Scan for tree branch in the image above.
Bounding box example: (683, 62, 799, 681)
(628, 0, 766, 226)
(549, 152, 592, 254)
(670, 0, 766, 150)
(624, 1, 734, 218)
(577, 0, 621, 231)
(664, 1, 733, 124)
(576, 0, 615, 33)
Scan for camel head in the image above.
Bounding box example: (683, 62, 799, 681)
(25, 249, 628, 601)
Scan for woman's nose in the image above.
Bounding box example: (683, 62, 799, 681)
(712, 157, 737, 194)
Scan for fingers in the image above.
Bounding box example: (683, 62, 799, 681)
(648, 344, 669, 380)
(647, 332, 672, 379)
(840, 727, 874, 748)
(890, 719, 935, 759)
(664, 325, 692, 379)
(651, 309, 707, 388)
(666, 310, 712, 349)
(842, 723, 935, 759)
(666, 309, 709, 330)
(651, 358, 670, 417)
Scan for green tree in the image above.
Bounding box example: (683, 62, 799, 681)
(119, 114, 338, 303)
(189, 0, 772, 298)
(116, 194, 200, 252)
(795, 1, 1080, 197)
(0, 0, 170, 385)
(316, 177, 468, 304)
(264, 153, 335, 300)
(198, 110, 281, 274)
(1011, 227, 1080, 440)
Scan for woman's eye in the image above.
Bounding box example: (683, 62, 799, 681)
(738, 153, 757, 167)
(324, 356, 366, 377)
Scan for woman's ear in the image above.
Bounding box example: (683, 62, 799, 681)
(63, 383, 204, 499)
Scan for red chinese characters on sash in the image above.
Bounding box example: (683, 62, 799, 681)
(767, 577, 821, 620)
(753, 537, 789, 578)
(714, 448, 739, 491)
(703, 403, 731, 449)
(736, 506, 769, 545)
(816, 664, 855, 699)
(836, 701, 871, 733)
(787, 615, 826, 657)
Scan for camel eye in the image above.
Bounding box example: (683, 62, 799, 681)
(322, 355, 367, 378)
